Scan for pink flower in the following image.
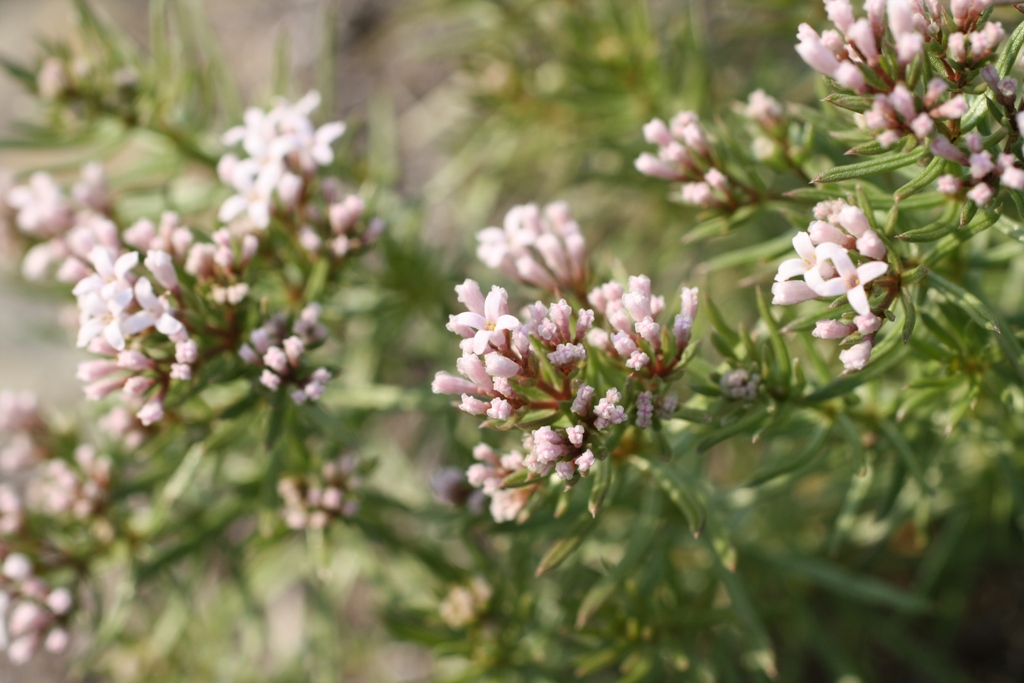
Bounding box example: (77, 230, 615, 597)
(776, 232, 829, 282)
(136, 398, 165, 426)
(453, 285, 521, 355)
(806, 243, 889, 315)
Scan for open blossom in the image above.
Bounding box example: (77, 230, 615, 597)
(449, 281, 521, 355)
(805, 243, 889, 315)
(219, 90, 346, 230)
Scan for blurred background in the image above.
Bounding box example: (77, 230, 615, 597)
(21, 2, 1020, 682)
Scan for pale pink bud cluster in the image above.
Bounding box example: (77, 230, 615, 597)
(438, 578, 493, 629)
(70, 241, 196, 426)
(183, 228, 258, 306)
(773, 201, 889, 324)
(744, 89, 785, 129)
(296, 194, 384, 258)
(218, 91, 346, 230)
(797, 1, 951, 93)
(864, 80, 966, 148)
(123, 212, 194, 260)
(4, 166, 127, 283)
(465, 443, 535, 523)
(97, 406, 147, 451)
(477, 201, 587, 294)
(934, 133, 1024, 205)
(0, 486, 25, 536)
(588, 275, 698, 377)
(28, 445, 111, 520)
(278, 454, 360, 530)
(239, 306, 331, 404)
(947, 18, 1004, 64)
(720, 368, 761, 401)
(0, 553, 74, 665)
(635, 113, 740, 208)
(0, 392, 46, 473)
(521, 298, 593, 371)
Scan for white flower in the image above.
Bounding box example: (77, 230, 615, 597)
(775, 232, 833, 282)
(805, 243, 889, 315)
(217, 160, 279, 229)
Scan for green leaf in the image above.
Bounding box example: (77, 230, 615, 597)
(997, 19, 1024, 77)
(756, 287, 791, 393)
(812, 146, 927, 184)
(927, 272, 1000, 333)
(696, 406, 771, 453)
(764, 555, 931, 614)
(628, 455, 705, 536)
(899, 290, 916, 344)
(535, 515, 595, 576)
(805, 338, 909, 402)
(877, 419, 931, 493)
(846, 136, 908, 156)
(894, 155, 946, 202)
(587, 458, 613, 517)
(704, 295, 739, 346)
(743, 423, 830, 487)
(822, 93, 874, 113)
(829, 465, 875, 555)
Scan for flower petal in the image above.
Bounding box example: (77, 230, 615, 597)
(856, 260, 890, 284)
(847, 285, 871, 315)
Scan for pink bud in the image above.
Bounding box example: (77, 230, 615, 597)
(484, 353, 521, 378)
(136, 399, 165, 427)
(813, 319, 856, 339)
(642, 118, 673, 146)
(772, 281, 818, 305)
(967, 183, 994, 206)
(144, 249, 178, 290)
(854, 313, 882, 334)
(839, 339, 873, 371)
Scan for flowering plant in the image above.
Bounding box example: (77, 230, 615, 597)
(1, 0, 1024, 681)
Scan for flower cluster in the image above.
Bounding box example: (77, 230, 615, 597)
(587, 276, 698, 377)
(296, 190, 385, 260)
(238, 305, 333, 404)
(5, 166, 115, 282)
(0, 392, 45, 473)
(935, 128, 1024, 206)
(28, 445, 111, 522)
(635, 112, 754, 208)
(477, 201, 587, 295)
(277, 455, 361, 530)
(796, 0, 941, 92)
(0, 553, 74, 665)
(773, 200, 892, 371)
(436, 202, 700, 522)
(218, 91, 346, 230)
(864, 80, 968, 147)
(438, 578, 492, 629)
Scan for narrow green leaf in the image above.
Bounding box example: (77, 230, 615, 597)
(828, 464, 874, 555)
(812, 146, 927, 184)
(998, 19, 1024, 77)
(823, 93, 874, 113)
(877, 419, 931, 493)
(743, 423, 830, 487)
(927, 271, 1000, 333)
(587, 459, 613, 517)
(535, 516, 595, 576)
(894, 155, 946, 201)
(899, 290, 916, 344)
(806, 341, 909, 402)
(696, 406, 771, 453)
(765, 555, 931, 614)
(756, 287, 791, 393)
(628, 455, 705, 536)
